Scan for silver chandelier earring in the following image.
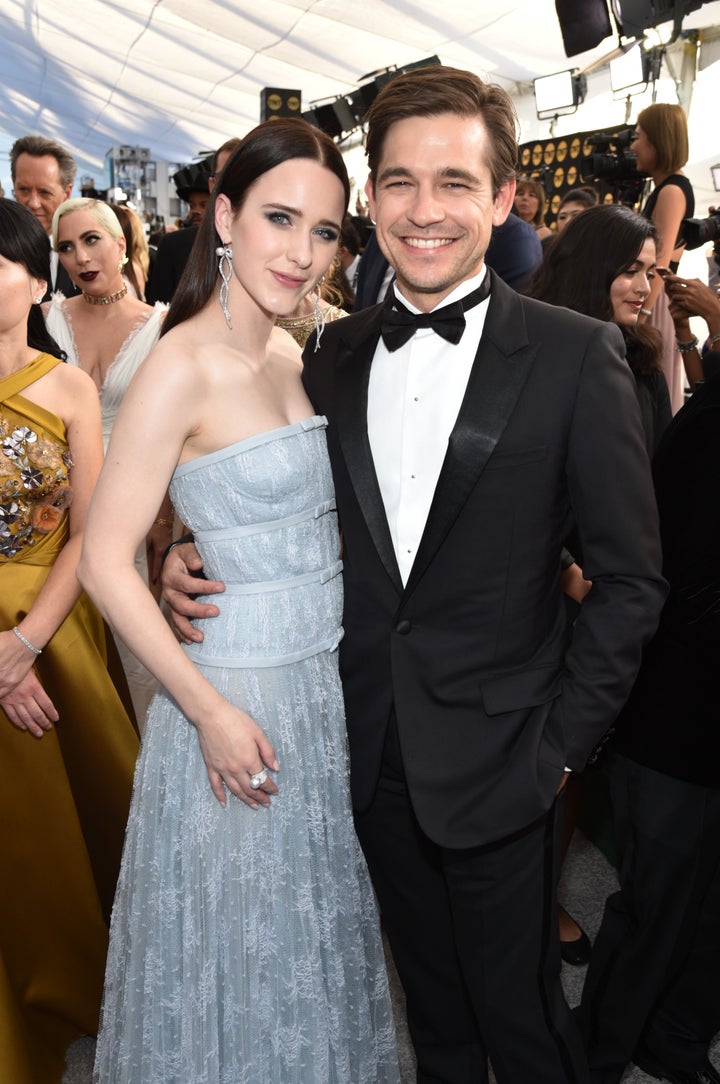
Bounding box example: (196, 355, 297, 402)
(312, 277, 327, 352)
(216, 244, 233, 329)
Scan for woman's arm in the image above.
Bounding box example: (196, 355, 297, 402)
(0, 368, 104, 733)
(145, 490, 175, 601)
(79, 340, 278, 808)
(638, 184, 689, 323)
(665, 274, 720, 390)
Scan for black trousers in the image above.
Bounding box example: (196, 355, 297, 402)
(576, 753, 720, 1082)
(354, 715, 589, 1084)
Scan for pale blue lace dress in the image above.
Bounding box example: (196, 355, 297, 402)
(94, 416, 399, 1084)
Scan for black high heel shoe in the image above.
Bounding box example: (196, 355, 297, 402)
(559, 907, 592, 966)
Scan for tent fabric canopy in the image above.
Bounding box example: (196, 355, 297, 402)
(1, 1, 719, 183)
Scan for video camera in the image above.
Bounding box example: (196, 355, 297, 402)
(680, 209, 720, 250)
(579, 128, 649, 204)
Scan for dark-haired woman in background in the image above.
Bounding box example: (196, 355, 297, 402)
(632, 102, 694, 413)
(528, 202, 671, 962)
(0, 198, 138, 1084)
(80, 119, 399, 1083)
(555, 187, 597, 234)
(530, 203, 671, 458)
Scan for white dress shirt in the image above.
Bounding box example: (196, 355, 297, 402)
(367, 267, 490, 585)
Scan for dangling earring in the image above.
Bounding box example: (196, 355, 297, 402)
(118, 254, 128, 272)
(216, 244, 233, 330)
(312, 276, 327, 352)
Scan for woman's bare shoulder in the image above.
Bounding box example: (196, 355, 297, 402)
(128, 319, 216, 395)
(48, 359, 97, 397)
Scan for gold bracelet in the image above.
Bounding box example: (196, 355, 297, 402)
(154, 516, 174, 528)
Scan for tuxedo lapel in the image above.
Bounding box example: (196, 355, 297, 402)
(45, 261, 80, 301)
(333, 309, 403, 593)
(403, 273, 539, 597)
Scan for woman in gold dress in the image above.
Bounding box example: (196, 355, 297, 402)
(0, 198, 139, 1084)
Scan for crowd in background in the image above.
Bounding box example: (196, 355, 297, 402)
(1, 78, 719, 1084)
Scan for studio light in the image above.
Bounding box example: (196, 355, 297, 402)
(533, 70, 587, 119)
(303, 55, 441, 140)
(609, 41, 663, 95)
(555, 0, 613, 57)
(302, 97, 357, 140)
(615, 0, 707, 39)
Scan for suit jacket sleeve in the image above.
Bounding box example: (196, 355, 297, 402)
(486, 212, 542, 292)
(553, 320, 667, 769)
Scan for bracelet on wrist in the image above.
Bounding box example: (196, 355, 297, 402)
(640, 308, 652, 317)
(676, 336, 699, 354)
(12, 626, 42, 656)
(707, 332, 720, 348)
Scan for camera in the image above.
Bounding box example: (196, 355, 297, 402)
(579, 128, 649, 206)
(680, 209, 720, 250)
(580, 128, 648, 189)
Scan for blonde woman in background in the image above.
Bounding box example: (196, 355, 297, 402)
(43, 197, 169, 726)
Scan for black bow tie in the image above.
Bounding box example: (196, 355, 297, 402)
(380, 273, 491, 352)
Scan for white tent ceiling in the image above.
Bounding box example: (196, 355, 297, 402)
(1, 0, 719, 200)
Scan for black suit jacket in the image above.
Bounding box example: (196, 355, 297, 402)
(614, 372, 720, 788)
(303, 272, 667, 847)
(146, 226, 198, 304)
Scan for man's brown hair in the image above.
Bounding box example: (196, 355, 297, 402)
(365, 66, 519, 196)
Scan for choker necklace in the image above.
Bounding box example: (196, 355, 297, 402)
(82, 284, 128, 305)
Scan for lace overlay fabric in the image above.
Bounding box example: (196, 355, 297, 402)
(94, 416, 399, 1084)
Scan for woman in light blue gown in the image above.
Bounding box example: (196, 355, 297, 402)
(80, 119, 400, 1084)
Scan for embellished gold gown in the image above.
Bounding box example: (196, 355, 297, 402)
(0, 353, 139, 1084)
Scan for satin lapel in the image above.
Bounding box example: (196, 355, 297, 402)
(403, 273, 539, 598)
(333, 308, 403, 593)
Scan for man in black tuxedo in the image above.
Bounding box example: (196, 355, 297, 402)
(10, 134, 80, 300)
(164, 67, 666, 1083)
